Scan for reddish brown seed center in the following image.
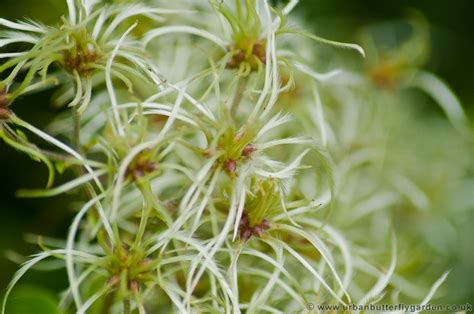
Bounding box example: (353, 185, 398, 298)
(126, 161, 156, 180)
(106, 249, 152, 293)
(0, 108, 11, 120)
(126, 150, 157, 180)
(222, 144, 256, 175)
(0, 94, 8, 106)
(252, 42, 266, 64)
(241, 144, 256, 157)
(239, 211, 271, 242)
(0, 91, 11, 120)
(63, 44, 99, 76)
(225, 159, 237, 175)
(226, 41, 267, 71)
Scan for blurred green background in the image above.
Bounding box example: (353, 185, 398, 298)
(0, 0, 473, 311)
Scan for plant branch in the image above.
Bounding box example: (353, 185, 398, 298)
(230, 76, 248, 117)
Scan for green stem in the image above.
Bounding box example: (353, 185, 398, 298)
(113, 223, 123, 253)
(132, 180, 153, 250)
(230, 76, 248, 117)
(123, 299, 131, 314)
(9, 64, 41, 99)
(132, 204, 151, 251)
(100, 290, 115, 314)
(73, 105, 81, 151)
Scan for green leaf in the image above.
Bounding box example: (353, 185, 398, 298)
(15, 129, 29, 142)
(55, 161, 66, 174)
(5, 285, 61, 314)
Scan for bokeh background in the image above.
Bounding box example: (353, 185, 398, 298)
(1, 0, 473, 311)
